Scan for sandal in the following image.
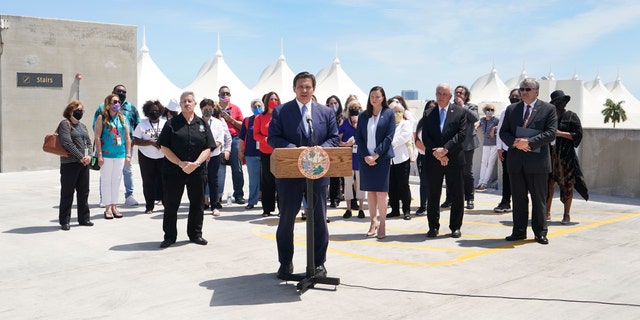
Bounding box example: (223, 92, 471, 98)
(104, 211, 114, 219)
(145, 210, 153, 214)
(113, 210, 123, 218)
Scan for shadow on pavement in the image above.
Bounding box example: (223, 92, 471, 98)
(200, 273, 301, 306)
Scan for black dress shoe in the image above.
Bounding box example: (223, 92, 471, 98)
(357, 210, 365, 219)
(314, 265, 327, 277)
(466, 200, 474, 209)
(329, 201, 336, 208)
(403, 212, 412, 220)
(451, 229, 461, 238)
(277, 263, 294, 279)
(160, 239, 176, 248)
(535, 235, 549, 245)
(61, 224, 70, 231)
(426, 229, 439, 238)
(245, 204, 255, 210)
(190, 237, 208, 245)
(386, 211, 401, 218)
(440, 201, 451, 208)
(505, 234, 527, 241)
(79, 221, 94, 227)
(343, 210, 352, 218)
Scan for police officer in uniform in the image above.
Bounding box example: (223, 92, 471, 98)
(157, 91, 215, 248)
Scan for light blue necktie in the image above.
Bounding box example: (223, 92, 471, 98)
(439, 107, 446, 132)
(301, 104, 309, 136)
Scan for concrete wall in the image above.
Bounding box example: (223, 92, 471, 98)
(0, 15, 136, 172)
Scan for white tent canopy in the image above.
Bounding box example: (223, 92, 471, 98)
(136, 28, 182, 108)
(469, 66, 510, 112)
(251, 50, 295, 103)
(314, 57, 367, 105)
(185, 48, 254, 116)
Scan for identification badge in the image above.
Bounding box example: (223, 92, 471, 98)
(256, 141, 260, 149)
(116, 136, 122, 146)
(352, 144, 357, 154)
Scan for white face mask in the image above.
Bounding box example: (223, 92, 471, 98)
(485, 110, 494, 117)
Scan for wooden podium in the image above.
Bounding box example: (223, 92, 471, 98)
(270, 147, 352, 293)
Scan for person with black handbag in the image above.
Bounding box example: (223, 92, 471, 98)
(58, 100, 93, 230)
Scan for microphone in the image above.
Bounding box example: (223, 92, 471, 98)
(305, 111, 315, 146)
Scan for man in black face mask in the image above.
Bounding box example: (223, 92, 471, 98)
(493, 89, 520, 213)
(92, 84, 141, 207)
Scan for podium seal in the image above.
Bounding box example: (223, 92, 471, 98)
(297, 146, 330, 179)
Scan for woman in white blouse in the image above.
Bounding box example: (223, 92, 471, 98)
(386, 101, 414, 221)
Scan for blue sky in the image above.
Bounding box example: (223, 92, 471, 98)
(3, 0, 640, 100)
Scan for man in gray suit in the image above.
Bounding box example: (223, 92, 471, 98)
(499, 78, 557, 245)
(441, 85, 479, 209)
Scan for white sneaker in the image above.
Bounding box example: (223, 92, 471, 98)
(125, 196, 139, 206)
(212, 209, 221, 217)
(99, 203, 106, 208)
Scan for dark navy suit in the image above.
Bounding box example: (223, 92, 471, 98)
(268, 99, 339, 267)
(422, 103, 467, 232)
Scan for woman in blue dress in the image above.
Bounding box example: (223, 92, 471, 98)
(355, 86, 396, 239)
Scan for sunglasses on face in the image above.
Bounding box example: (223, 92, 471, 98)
(115, 90, 126, 94)
(111, 100, 120, 104)
(519, 87, 535, 92)
(219, 92, 231, 97)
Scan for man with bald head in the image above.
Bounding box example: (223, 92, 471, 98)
(421, 83, 467, 238)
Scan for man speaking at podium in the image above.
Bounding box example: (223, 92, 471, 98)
(268, 71, 340, 279)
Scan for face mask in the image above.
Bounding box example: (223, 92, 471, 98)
(219, 95, 230, 103)
(202, 109, 213, 117)
(509, 97, 520, 104)
(111, 103, 121, 113)
(554, 100, 567, 111)
(71, 109, 83, 120)
(348, 109, 359, 117)
(332, 104, 339, 113)
(485, 110, 494, 117)
(268, 100, 278, 109)
(395, 112, 403, 124)
(115, 90, 126, 103)
(253, 107, 263, 115)
(148, 110, 160, 120)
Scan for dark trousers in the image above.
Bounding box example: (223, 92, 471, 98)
(207, 155, 221, 205)
(426, 159, 464, 232)
(260, 152, 277, 214)
(389, 160, 411, 214)
(416, 154, 429, 208)
(138, 151, 164, 211)
(329, 177, 341, 203)
(500, 150, 511, 205)
(59, 162, 90, 225)
(509, 170, 548, 237)
(276, 178, 329, 267)
(162, 170, 206, 241)
(445, 149, 475, 202)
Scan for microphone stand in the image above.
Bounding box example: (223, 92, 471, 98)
(282, 113, 340, 294)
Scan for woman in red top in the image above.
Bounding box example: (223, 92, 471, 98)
(254, 91, 280, 217)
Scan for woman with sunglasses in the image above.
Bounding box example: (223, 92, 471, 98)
(94, 94, 132, 219)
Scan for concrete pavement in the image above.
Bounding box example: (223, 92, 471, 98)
(1, 166, 640, 319)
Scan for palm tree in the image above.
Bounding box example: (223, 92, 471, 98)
(601, 99, 627, 128)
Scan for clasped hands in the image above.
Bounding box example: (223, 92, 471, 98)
(432, 147, 449, 166)
(178, 160, 199, 174)
(513, 138, 532, 152)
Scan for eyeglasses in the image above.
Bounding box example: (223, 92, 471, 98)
(111, 100, 120, 104)
(115, 90, 126, 94)
(219, 92, 231, 96)
(519, 87, 535, 92)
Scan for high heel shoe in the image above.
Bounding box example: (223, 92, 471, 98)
(377, 229, 386, 239)
(366, 224, 379, 237)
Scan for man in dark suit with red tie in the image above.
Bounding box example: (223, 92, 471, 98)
(268, 72, 339, 279)
(422, 83, 467, 238)
(499, 78, 557, 245)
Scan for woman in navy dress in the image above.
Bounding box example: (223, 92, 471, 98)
(355, 86, 396, 239)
